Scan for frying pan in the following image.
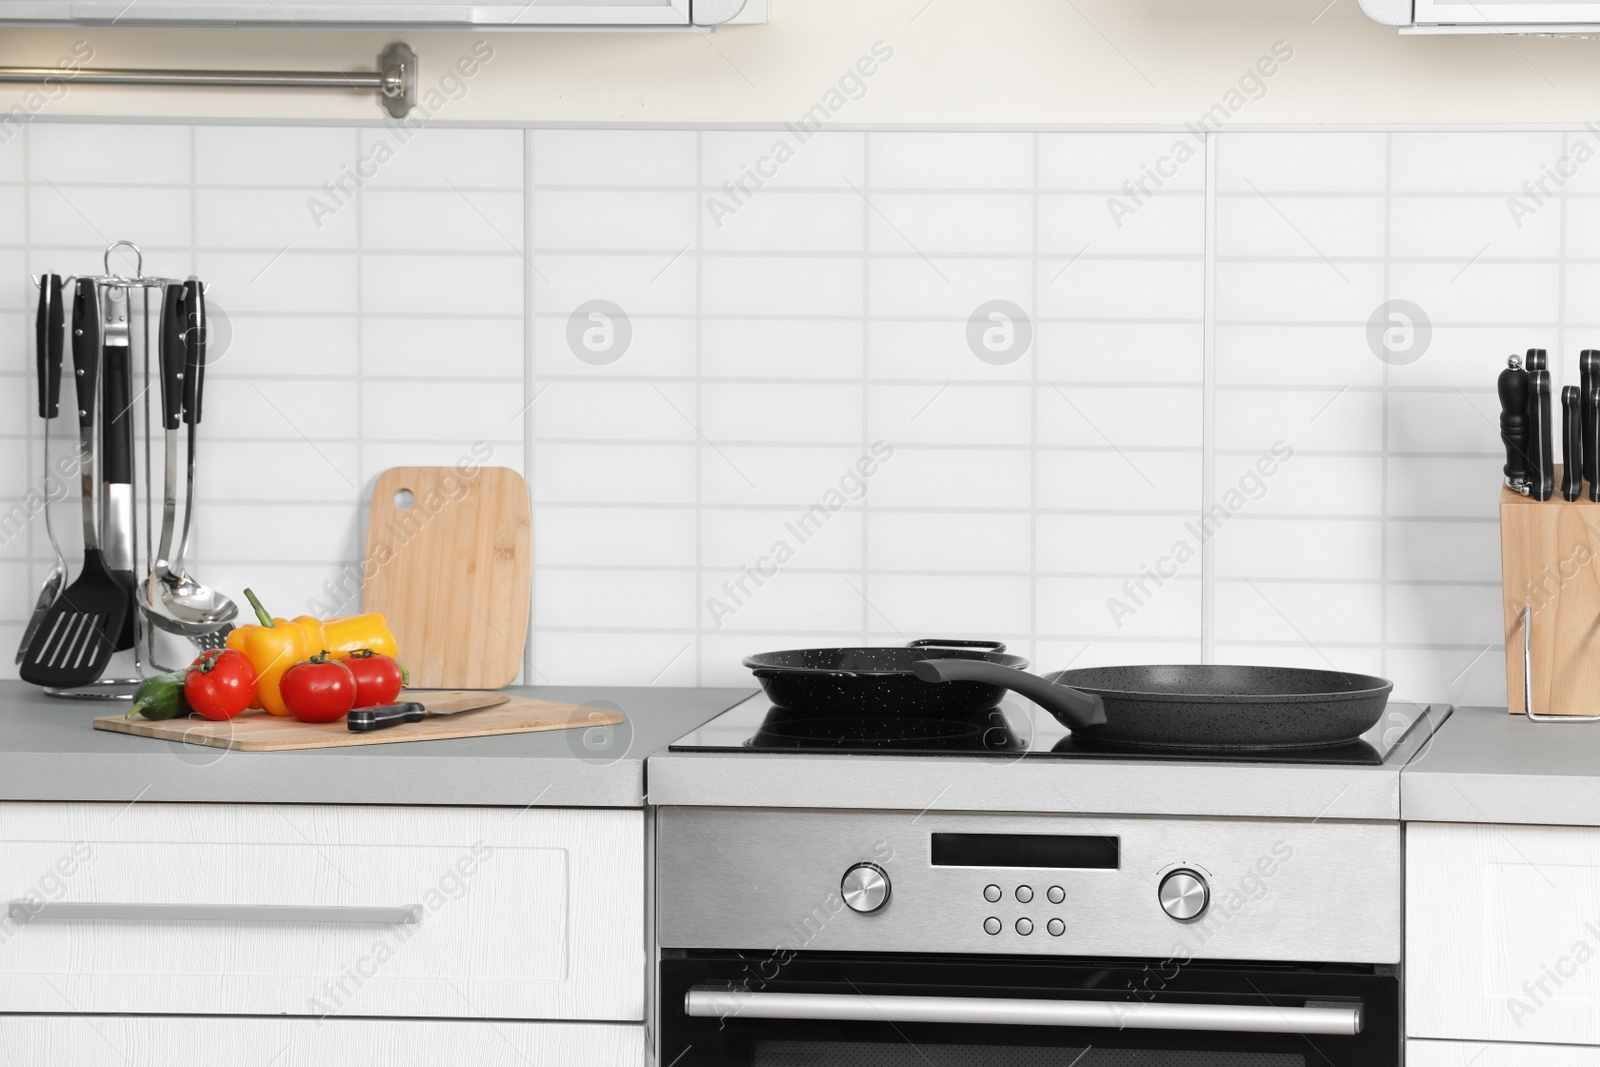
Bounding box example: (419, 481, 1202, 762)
(743, 639, 1030, 717)
(913, 660, 1392, 750)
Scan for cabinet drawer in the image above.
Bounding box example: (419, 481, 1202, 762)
(1409, 1038, 1600, 1065)
(0, 1016, 645, 1066)
(0, 802, 642, 1021)
(1408, 822, 1600, 1045)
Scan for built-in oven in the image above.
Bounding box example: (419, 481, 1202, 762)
(655, 808, 1404, 1067)
(661, 950, 1397, 1066)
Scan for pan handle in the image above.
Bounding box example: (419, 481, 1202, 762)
(913, 659, 1107, 731)
(907, 639, 1007, 653)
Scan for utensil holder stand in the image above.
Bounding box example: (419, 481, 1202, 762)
(1501, 469, 1600, 718)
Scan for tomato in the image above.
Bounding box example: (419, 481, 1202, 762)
(280, 652, 357, 724)
(342, 649, 405, 708)
(184, 649, 257, 721)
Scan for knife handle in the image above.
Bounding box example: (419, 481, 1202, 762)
(1527, 348, 1549, 374)
(183, 278, 205, 425)
(1563, 386, 1583, 501)
(1500, 359, 1532, 490)
(70, 280, 99, 430)
(1583, 350, 1600, 485)
(101, 331, 132, 488)
(347, 702, 427, 732)
(1532, 369, 1556, 501)
(158, 283, 185, 431)
(36, 275, 63, 419)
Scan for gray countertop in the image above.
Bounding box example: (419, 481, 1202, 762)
(1402, 704, 1600, 826)
(0, 682, 752, 808)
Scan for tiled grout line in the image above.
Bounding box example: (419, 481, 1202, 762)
(693, 129, 705, 687)
(1200, 131, 1218, 664)
(353, 127, 367, 578)
(522, 128, 536, 686)
(19, 127, 36, 598)
(860, 131, 872, 648)
(1030, 131, 1041, 667)
(1380, 132, 1394, 681)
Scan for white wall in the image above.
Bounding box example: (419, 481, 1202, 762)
(0, 0, 1597, 125)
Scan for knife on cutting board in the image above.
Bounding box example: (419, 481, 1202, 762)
(347, 692, 512, 732)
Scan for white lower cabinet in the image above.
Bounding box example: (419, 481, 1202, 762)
(1408, 1038, 1600, 1065)
(0, 1016, 645, 1065)
(1408, 822, 1600, 1047)
(0, 801, 643, 1021)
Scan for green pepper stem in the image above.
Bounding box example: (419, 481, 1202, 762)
(243, 588, 276, 628)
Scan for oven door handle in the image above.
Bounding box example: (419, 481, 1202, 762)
(684, 989, 1362, 1036)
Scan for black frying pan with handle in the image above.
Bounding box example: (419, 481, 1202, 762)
(914, 660, 1392, 750)
(744, 639, 1029, 717)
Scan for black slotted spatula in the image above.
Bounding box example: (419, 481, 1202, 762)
(20, 280, 129, 688)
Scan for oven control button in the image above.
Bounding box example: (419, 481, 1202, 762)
(1047, 918, 1065, 937)
(1015, 918, 1033, 936)
(841, 863, 891, 914)
(983, 884, 1001, 903)
(1047, 885, 1065, 904)
(1015, 885, 1033, 903)
(983, 916, 1002, 935)
(1158, 869, 1209, 922)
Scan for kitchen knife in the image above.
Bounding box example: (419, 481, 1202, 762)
(1582, 351, 1600, 487)
(1589, 369, 1600, 503)
(1563, 386, 1583, 501)
(347, 692, 512, 732)
(1527, 348, 1548, 374)
(1531, 366, 1556, 501)
(1499, 355, 1532, 496)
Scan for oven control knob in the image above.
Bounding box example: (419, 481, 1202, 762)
(1158, 869, 1209, 922)
(842, 863, 891, 914)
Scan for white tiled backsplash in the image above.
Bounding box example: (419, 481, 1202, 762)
(0, 122, 1565, 703)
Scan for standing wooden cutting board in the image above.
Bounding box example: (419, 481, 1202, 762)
(363, 466, 531, 689)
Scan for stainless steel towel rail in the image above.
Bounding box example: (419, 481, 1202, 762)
(0, 42, 417, 116)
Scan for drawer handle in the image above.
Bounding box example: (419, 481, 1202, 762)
(6, 901, 423, 926)
(684, 989, 1363, 1036)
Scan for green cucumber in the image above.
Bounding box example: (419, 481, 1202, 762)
(126, 669, 190, 721)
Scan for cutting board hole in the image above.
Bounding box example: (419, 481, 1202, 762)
(393, 488, 415, 510)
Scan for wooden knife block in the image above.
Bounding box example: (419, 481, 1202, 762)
(1501, 467, 1600, 716)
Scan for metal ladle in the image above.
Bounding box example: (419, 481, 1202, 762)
(138, 278, 236, 638)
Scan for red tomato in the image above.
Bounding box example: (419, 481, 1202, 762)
(342, 649, 405, 708)
(184, 649, 257, 721)
(280, 652, 357, 724)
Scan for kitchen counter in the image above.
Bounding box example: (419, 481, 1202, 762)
(1402, 704, 1600, 826)
(648, 703, 1451, 821)
(0, 682, 752, 808)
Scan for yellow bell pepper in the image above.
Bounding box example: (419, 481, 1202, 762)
(228, 590, 401, 716)
(314, 613, 399, 661)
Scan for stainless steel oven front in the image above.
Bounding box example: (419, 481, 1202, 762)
(656, 807, 1401, 1067)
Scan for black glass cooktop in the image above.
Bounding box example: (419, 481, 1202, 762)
(669, 694, 1439, 766)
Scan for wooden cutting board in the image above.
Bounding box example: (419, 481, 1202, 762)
(93, 691, 621, 752)
(363, 466, 532, 689)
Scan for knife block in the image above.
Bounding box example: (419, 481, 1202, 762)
(1501, 468, 1600, 716)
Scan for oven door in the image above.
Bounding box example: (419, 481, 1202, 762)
(660, 952, 1399, 1067)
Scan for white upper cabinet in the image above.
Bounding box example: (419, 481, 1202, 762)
(0, 0, 751, 28)
(1363, 0, 1600, 30)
